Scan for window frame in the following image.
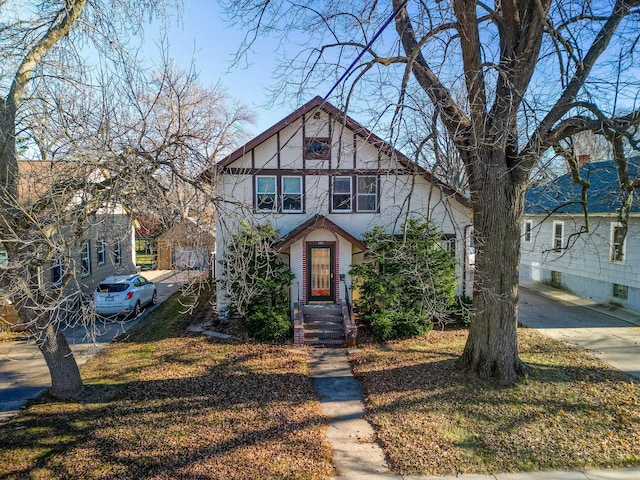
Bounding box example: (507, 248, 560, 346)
(97, 240, 105, 266)
(552, 221, 564, 252)
(331, 176, 353, 213)
(80, 241, 91, 277)
(613, 283, 628, 300)
(281, 176, 303, 213)
(255, 175, 278, 212)
(610, 222, 626, 263)
(113, 240, 122, 266)
(304, 137, 331, 160)
(523, 220, 532, 243)
(356, 175, 378, 212)
(51, 257, 64, 286)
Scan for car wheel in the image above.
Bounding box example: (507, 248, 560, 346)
(151, 290, 157, 305)
(131, 301, 141, 319)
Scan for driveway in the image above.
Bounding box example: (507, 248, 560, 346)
(0, 270, 197, 419)
(519, 284, 640, 379)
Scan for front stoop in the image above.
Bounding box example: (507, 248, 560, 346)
(302, 304, 345, 346)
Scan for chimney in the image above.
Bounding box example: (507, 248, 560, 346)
(578, 154, 591, 168)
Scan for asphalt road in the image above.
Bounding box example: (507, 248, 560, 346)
(0, 270, 197, 418)
(519, 286, 640, 379)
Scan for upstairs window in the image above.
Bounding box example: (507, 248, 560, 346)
(611, 222, 626, 263)
(356, 176, 378, 212)
(332, 176, 352, 212)
(113, 240, 122, 266)
(97, 240, 105, 265)
(552, 221, 563, 252)
(80, 241, 91, 277)
(282, 176, 303, 212)
(304, 137, 330, 160)
(256, 176, 277, 211)
(51, 257, 64, 285)
(523, 220, 532, 242)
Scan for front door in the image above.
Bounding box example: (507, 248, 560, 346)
(307, 243, 335, 302)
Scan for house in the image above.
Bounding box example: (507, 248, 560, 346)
(208, 97, 473, 343)
(12, 161, 136, 295)
(520, 157, 640, 312)
(156, 217, 215, 270)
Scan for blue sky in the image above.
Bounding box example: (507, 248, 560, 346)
(144, 0, 301, 135)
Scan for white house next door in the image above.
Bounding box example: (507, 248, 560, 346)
(307, 243, 334, 302)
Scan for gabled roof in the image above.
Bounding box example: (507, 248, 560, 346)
(275, 214, 367, 252)
(207, 96, 470, 209)
(525, 159, 640, 215)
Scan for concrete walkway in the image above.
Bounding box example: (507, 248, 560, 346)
(310, 282, 640, 480)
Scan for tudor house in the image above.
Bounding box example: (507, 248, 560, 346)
(211, 97, 473, 344)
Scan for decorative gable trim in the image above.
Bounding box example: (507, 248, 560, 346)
(275, 214, 366, 252)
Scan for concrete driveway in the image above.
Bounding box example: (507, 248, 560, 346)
(0, 270, 198, 419)
(519, 283, 640, 379)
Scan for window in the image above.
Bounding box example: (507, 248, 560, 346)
(80, 241, 91, 277)
(438, 234, 456, 255)
(552, 221, 564, 251)
(550, 270, 561, 288)
(0, 251, 7, 267)
(97, 240, 105, 265)
(113, 240, 121, 266)
(51, 257, 63, 285)
(610, 222, 626, 263)
(613, 283, 628, 300)
(282, 176, 303, 212)
(332, 176, 352, 212)
(255, 176, 277, 211)
(304, 137, 330, 160)
(356, 176, 378, 212)
(524, 220, 532, 242)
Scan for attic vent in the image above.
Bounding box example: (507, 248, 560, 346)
(313, 111, 321, 119)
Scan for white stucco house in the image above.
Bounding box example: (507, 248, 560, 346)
(209, 97, 473, 343)
(520, 158, 640, 312)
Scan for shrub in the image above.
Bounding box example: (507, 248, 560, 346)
(220, 221, 295, 342)
(350, 219, 457, 342)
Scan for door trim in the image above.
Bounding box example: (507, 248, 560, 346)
(306, 242, 335, 302)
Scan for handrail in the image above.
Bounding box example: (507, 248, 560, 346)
(341, 279, 352, 321)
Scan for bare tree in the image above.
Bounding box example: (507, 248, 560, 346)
(223, 0, 640, 385)
(0, 0, 252, 399)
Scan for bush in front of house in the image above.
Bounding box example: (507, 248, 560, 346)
(350, 219, 457, 342)
(220, 221, 294, 342)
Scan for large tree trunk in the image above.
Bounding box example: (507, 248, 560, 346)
(33, 320, 85, 400)
(458, 153, 529, 386)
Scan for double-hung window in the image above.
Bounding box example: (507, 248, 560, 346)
(80, 241, 91, 277)
(611, 222, 626, 263)
(356, 176, 378, 212)
(524, 220, 532, 242)
(97, 240, 105, 265)
(113, 240, 122, 266)
(332, 176, 352, 212)
(255, 176, 277, 211)
(51, 257, 64, 285)
(552, 221, 563, 252)
(282, 176, 303, 212)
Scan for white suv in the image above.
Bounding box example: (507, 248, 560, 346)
(93, 274, 157, 317)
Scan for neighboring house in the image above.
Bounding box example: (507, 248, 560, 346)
(210, 97, 473, 317)
(520, 158, 640, 312)
(14, 161, 136, 295)
(156, 217, 215, 270)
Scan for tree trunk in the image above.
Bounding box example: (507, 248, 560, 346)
(458, 153, 529, 386)
(28, 311, 85, 400)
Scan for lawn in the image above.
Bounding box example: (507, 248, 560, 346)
(350, 327, 640, 476)
(0, 292, 334, 479)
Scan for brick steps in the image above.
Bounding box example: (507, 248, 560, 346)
(303, 304, 345, 346)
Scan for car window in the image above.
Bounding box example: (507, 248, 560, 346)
(98, 284, 129, 293)
(138, 277, 147, 285)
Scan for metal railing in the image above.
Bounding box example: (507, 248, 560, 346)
(342, 279, 352, 322)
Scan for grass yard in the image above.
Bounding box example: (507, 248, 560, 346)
(350, 327, 640, 476)
(0, 293, 333, 479)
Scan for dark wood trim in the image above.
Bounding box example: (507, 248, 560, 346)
(277, 131, 281, 169)
(353, 133, 357, 169)
(251, 149, 255, 169)
(302, 114, 306, 170)
(276, 214, 366, 252)
(227, 167, 410, 176)
(306, 242, 336, 303)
